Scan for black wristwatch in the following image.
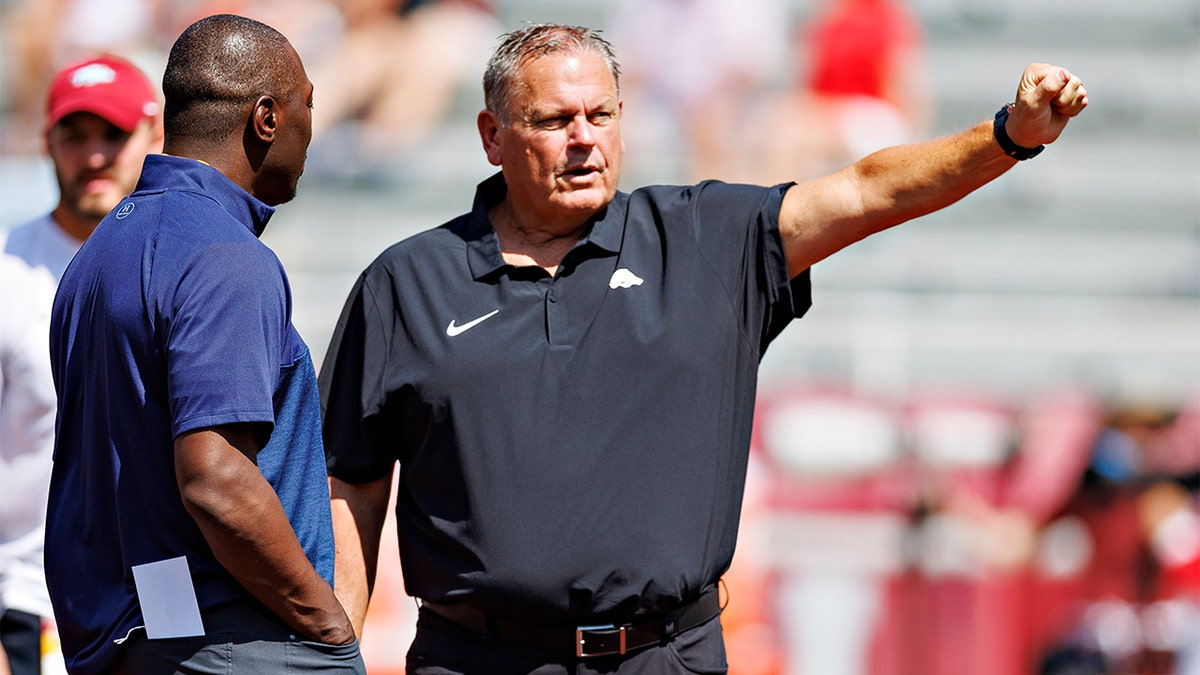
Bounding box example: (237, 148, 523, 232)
(993, 103, 1044, 160)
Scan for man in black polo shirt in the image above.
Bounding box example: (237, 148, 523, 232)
(319, 23, 1088, 673)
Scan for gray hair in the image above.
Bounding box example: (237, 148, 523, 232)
(483, 23, 621, 124)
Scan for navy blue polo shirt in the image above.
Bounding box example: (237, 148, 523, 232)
(320, 173, 810, 624)
(47, 155, 335, 675)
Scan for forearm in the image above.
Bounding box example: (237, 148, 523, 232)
(852, 120, 1014, 230)
(330, 474, 393, 637)
(780, 63, 1087, 277)
(781, 120, 1014, 275)
(188, 477, 354, 642)
(176, 429, 355, 644)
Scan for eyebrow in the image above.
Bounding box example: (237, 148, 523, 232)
(526, 96, 617, 121)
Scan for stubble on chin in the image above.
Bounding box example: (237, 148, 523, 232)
(76, 194, 122, 221)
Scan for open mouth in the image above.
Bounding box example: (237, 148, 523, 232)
(564, 167, 597, 178)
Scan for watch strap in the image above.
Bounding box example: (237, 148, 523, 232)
(993, 103, 1044, 160)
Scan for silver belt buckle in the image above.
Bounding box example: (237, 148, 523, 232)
(575, 624, 625, 657)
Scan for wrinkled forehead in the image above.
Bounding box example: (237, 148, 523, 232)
(522, 45, 616, 80)
(512, 50, 618, 104)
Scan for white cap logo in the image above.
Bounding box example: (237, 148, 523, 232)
(70, 63, 118, 89)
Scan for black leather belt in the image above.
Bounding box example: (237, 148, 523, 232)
(420, 589, 722, 658)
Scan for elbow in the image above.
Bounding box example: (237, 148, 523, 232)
(176, 454, 263, 527)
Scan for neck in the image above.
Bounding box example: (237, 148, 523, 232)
(489, 200, 591, 275)
(164, 139, 251, 195)
(50, 205, 99, 244)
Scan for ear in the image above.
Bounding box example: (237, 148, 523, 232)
(477, 109, 503, 167)
(619, 98, 628, 153)
(618, 99, 625, 153)
(150, 121, 165, 154)
(251, 95, 277, 144)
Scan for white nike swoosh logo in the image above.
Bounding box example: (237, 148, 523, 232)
(446, 309, 500, 337)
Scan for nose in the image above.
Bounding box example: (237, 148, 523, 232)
(567, 115, 596, 147)
(84, 138, 115, 169)
(86, 151, 106, 170)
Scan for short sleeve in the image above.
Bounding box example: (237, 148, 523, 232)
(165, 241, 286, 438)
(689, 181, 812, 354)
(320, 270, 400, 483)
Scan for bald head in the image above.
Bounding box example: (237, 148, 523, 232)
(162, 14, 297, 146)
(161, 14, 314, 206)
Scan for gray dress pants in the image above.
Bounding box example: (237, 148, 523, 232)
(111, 601, 366, 674)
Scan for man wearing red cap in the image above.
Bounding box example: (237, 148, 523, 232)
(0, 54, 160, 675)
(2, 54, 162, 279)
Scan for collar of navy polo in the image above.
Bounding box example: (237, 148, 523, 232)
(136, 154, 276, 238)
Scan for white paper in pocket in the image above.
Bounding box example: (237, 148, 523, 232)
(131, 556, 205, 639)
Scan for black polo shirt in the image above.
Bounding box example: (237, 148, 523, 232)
(320, 173, 811, 624)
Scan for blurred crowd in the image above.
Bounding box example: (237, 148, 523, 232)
(610, 0, 931, 185)
(0, 0, 501, 170)
(733, 387, 1200, 675)
(0, 1, 1196, 674)
(1, 0, 932, 184)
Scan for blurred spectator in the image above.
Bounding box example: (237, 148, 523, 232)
(1138, 479, 1200, 674)
(0, 53, 161, 675)
(906, 390, 1103, 675)
(609, 0, 789, 183)
(1037, 399, 1200, 675)
(0, 253, 57, 675)
(304, 0, 500, 175)
(750, 386, 1200, 675)
(751, 0, 931, 183)
(1, 0, 166, 155)
(3, 54, 162, 278)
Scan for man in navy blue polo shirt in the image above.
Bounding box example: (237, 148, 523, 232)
(46, 14, 364, 675)
(320, 23, 1088, 673)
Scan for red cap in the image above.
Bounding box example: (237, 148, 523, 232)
(45, 55, 159, 133)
